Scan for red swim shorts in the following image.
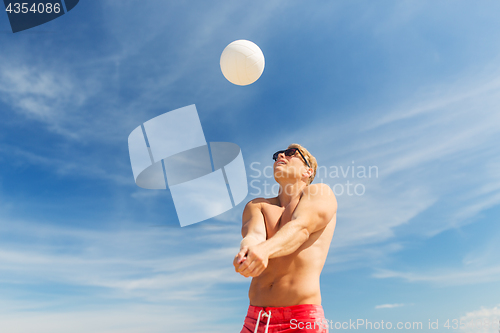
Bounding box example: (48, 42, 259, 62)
(240, 304, 328, 333)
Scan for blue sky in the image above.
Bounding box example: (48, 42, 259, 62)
(1, 1, 500, 332)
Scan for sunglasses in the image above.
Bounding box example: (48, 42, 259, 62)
(272, 148, 310, 168)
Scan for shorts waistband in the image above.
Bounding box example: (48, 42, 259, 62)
(246, 304, 325, 323)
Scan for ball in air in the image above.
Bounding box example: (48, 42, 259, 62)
(220, 40, 265, 86)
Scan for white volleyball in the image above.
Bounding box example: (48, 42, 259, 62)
(220, 40, 265, 86)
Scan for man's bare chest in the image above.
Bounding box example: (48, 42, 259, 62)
(261, 200, 300, 239)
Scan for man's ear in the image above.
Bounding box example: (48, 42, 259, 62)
(303, 168, 313, 178)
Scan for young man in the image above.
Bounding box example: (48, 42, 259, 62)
(234, 144, 337, 333)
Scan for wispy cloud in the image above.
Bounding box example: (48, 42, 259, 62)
(2, 1, 500, 331)
(0, 143, 131, 185)
(0, 302, 242, 333)
(0, 64, 86, 119)
(0, 217, 246, 332)
(0, 0, 295, 144)
(375, 303, 406, 309)
(287, 56, 500, 271)
(0, 55, 99, 139)
(372, 226, 500, 286)
(0, 218, 245, 298)
(373, 265, 500, 286)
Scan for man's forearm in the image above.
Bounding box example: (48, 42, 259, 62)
(260, 221, 309, 259)
(240, 235, 265, 249)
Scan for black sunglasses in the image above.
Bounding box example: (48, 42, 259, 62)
(272, 148, 310, 168)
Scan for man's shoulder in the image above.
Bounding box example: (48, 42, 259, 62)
(298, 184, 337, 230)
(300, 184, 337, 216)
(301, 183, 335, 199)
(245, 196, 279, 207)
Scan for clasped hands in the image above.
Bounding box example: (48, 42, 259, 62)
(233, 244, 269, 278)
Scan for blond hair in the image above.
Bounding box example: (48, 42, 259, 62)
(287, 143, 317, 185)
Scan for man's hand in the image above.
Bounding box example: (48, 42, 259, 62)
(233, 244, 269, 278)
(233, 246, 248, 270)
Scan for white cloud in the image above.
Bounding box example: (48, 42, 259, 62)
(459, 305, 500, 333)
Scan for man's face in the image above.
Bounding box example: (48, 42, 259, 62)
(273, 149, 308, 181)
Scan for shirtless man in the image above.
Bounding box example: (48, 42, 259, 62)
(234, 144, 337, 333)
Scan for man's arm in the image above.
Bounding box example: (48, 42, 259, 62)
(263, 184, 337, 259)
(233, 199, 267, 272)
(237, 184, 337, 277)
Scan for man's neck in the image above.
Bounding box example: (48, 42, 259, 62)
(277, 181, 308, 207)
